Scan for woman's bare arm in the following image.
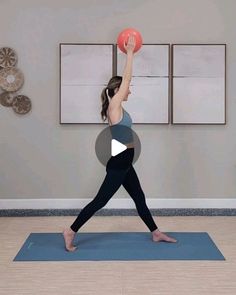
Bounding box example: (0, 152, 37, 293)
(110, 34, 136, 108)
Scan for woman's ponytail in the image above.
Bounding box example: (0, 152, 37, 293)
(101, 87, 109, 122)
(100, 76, 122, 122)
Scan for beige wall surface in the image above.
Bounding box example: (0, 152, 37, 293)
(0, 0, 235, 200)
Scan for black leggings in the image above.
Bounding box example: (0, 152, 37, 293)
(70, 148, 158, 233)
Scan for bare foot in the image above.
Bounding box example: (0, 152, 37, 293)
(63, 228, 77, 252)
(152, 230, 177, 243)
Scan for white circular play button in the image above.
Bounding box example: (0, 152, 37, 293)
(95, 125, 141, 167)
(111, 139, 127, 156)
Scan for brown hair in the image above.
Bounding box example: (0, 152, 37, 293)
(100, 76, 122, 122)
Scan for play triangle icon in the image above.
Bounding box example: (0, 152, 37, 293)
(111, 139, 127, 156)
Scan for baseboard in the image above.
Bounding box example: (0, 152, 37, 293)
(0, 198, 236, 209)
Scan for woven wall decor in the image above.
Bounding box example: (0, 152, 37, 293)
(0, 47, 32, 116)
(12, 95, 31, 114)
(0, 91, 16, 107)
(0, 67, 24, 92)
(0, 47, 18, 68)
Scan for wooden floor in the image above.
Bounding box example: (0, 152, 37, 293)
(0, 216, 236, 295)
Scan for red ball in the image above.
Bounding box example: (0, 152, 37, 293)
(117, 28, 143, 53)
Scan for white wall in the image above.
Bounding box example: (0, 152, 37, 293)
(0, 0, 235, 203)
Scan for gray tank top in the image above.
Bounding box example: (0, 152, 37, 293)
(108, 108, 133, 144)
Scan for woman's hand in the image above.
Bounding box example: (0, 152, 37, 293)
(124, 34, 136, 53)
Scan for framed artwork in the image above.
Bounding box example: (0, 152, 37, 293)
(117, 44, 170, 124)
(171, 44, 226, 124)
(60, 43, 115, 124)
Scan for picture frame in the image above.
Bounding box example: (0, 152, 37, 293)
(60, 43, 115, 124)
(117, 44, 170, 124)
(171, 44, 226, 125)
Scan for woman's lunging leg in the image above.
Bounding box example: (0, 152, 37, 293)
(63, 149, 134, 251)
(122, 165, 158, 232)
(70, 169, 127, 232)
(122, 165, 177, 243)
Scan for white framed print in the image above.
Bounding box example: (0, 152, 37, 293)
(171, 44, 226, 124)
(60, 43, 114, 124)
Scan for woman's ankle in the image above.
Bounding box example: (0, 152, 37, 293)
(69, 227, 76, 234)
(152, 229, 160, 235)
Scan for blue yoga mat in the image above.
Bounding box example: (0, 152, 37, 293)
(13, 232, 225, 261)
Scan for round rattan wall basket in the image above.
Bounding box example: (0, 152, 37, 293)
(12, 95, 31, 114)
(0, 67, 24, 92)
(0, 47, 18, 68)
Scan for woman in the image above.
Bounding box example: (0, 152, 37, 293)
(63, 35, 177, 252)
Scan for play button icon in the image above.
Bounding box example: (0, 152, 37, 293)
(95, 125, 141, 167)
(111, 139, 127, 156)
